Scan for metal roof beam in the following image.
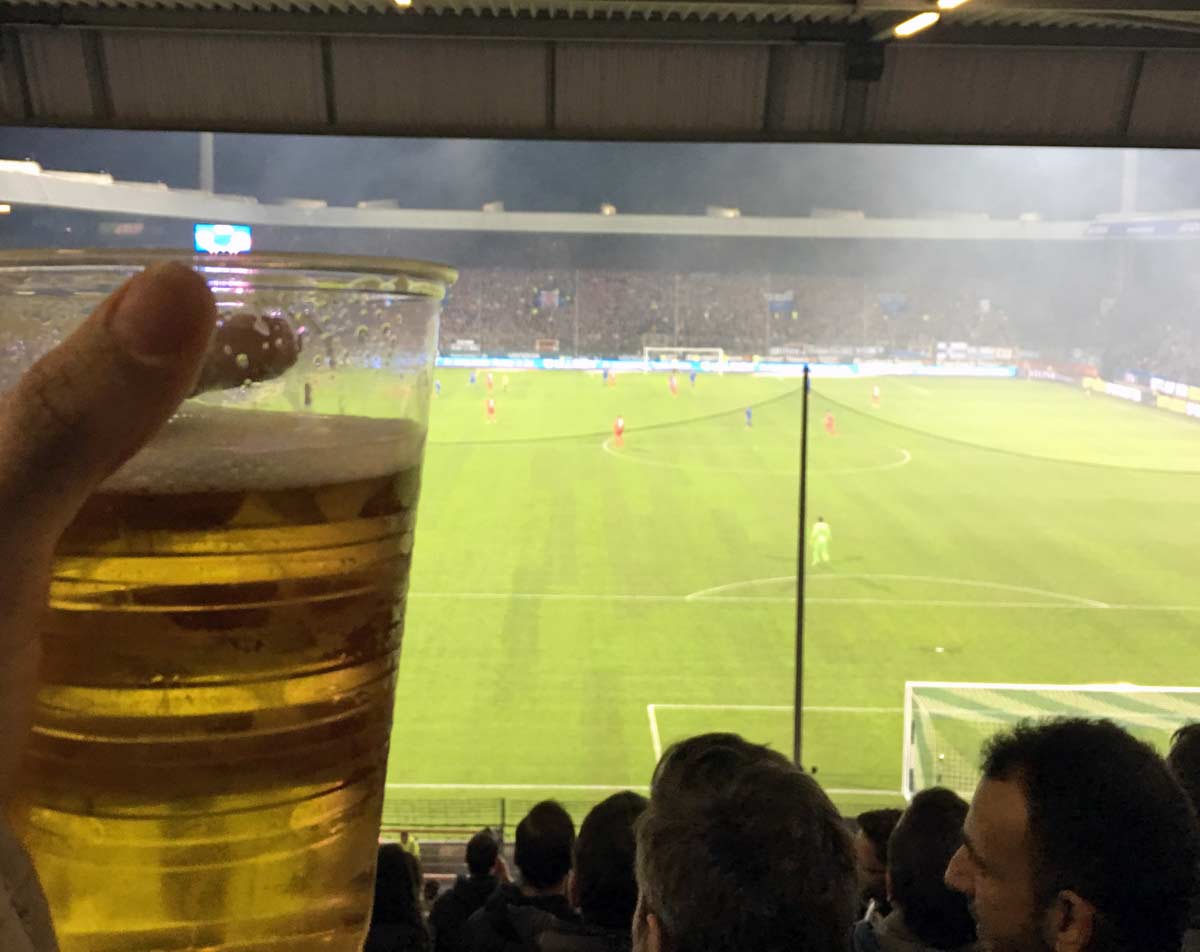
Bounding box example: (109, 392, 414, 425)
(4, 3, 1200, 48)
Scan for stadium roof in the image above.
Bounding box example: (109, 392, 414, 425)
(0, 158, 1138, 239)
(3, 1, 1200, 144)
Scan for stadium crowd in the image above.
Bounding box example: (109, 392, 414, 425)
(364, 719, 1200, 952)
(438, 269, 1034, 357)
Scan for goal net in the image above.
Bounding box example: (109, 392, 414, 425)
(643, 346, 726, 368)
(903, 681, 1200, 799)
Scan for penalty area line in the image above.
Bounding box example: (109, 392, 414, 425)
(386, 782, 647, 792)
(646, 702, 902, 762)
(384, 780, 898, 798)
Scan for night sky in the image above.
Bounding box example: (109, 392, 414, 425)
(4, 127, 1200, 220)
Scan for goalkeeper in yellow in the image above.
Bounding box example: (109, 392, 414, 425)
(810, 516, 832, 566)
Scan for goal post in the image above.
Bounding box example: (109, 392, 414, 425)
(902, 681, 1200, 800)
(643, 345, 726, 369)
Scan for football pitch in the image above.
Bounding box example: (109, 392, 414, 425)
(384, 368, 1200, 822)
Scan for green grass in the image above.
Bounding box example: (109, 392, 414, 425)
(383, 369, 1200, 823)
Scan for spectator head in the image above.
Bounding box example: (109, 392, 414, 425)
(466, 828, 501, 877)
(854, 808, 902, 912)
(515, 800, 575, 893)
(635, 732, 856, 952)
(1167, 722, 1200, 814)
(888, 788, 975, 949)
(424, 878, 440, 906)
(650, 731, 776, 798)
(945, 719, 1199, 952)
(372, 843, 424, 928)
(571, 790, 648, 930)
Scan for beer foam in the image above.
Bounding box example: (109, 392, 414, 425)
(103, 404, 425, 493)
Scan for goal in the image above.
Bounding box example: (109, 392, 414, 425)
(902, 681, 1200, 799)
(643, 345, 726, 369)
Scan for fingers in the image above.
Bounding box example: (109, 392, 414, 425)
(0, 262, 216, 540)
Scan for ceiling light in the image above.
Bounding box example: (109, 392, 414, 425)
(937, 0, 969, 9)
(894, 11, 940, 36)
(393, 0, 413, 8)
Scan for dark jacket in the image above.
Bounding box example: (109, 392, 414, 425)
(537, 917, 631, 952)
(851, 909, 976, 952)
(466, 882, 578, 952)
(365, 920, 433, 952)
(1183, 896, 1200, 952)
(432, 875, 500, 952)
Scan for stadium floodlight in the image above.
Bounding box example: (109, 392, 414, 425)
(937, 0, 969, 8)
(482, 201, 505, 213)
(600, 203, 617, 216)
(0, 204, 10, 215)
(393, 0, 413, 7)
(894, 11, 940, 36)
(705, 205, 741, 219)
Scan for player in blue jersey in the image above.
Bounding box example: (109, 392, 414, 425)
(690, 369, 698, 388)
(745, 406, 753, 428)
(469, 369, 477, 385)
(434, 379, 441, 398)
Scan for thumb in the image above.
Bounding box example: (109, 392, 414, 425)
(0, 261, 216, 539)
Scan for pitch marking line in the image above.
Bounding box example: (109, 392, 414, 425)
(601, 437, 912, 477)
(646, 700, 900, 781)
(408, 591, 1200, 611)
(386, 782, 646, 792)
(683, 573, 1109, 609)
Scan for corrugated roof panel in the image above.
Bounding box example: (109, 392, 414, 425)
(771, 44, 844, 136)
(20, 29, 95, 123)
(1127, 50, 1200, 143)
(330, 37, 548, 133)
(25, 0, 1200, 29)
(102, 31, 327, 128)
(0, 35, 26, 122)
(864, 46, 1139, 142)
(555, 42, 769, 135)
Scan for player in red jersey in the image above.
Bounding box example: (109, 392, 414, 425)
(613, 415, 626, 447)
(486, 397, 496, 422)
(824, 410, 837, 436)
(871, 384, 881, 408)
(669, 373, 678, 397)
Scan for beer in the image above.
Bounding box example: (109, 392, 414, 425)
(12, 404, 425, 951)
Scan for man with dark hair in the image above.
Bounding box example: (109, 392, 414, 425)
(1167, 724, 1200, 952)
(634, 732, 857, 952)
(649, 731, 774, 796)
(853, 788, 975, 952)
(855, 808, 903, 918)
(540, 791, 648, 952)
(468, 802, 578, 952)
(431, 829, 505, 952)
(945, 718, 1199, 952)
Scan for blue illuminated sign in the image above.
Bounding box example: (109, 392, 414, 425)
(194, 223, 252, 255)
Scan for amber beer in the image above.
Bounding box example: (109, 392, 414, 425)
(12, 405, 425, 951)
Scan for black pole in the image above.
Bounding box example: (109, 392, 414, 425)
(793, 364, 811, 768)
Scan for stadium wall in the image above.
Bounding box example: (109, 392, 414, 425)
(1075, 369, 1200, 421)
(435, 355, 1017, 378)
